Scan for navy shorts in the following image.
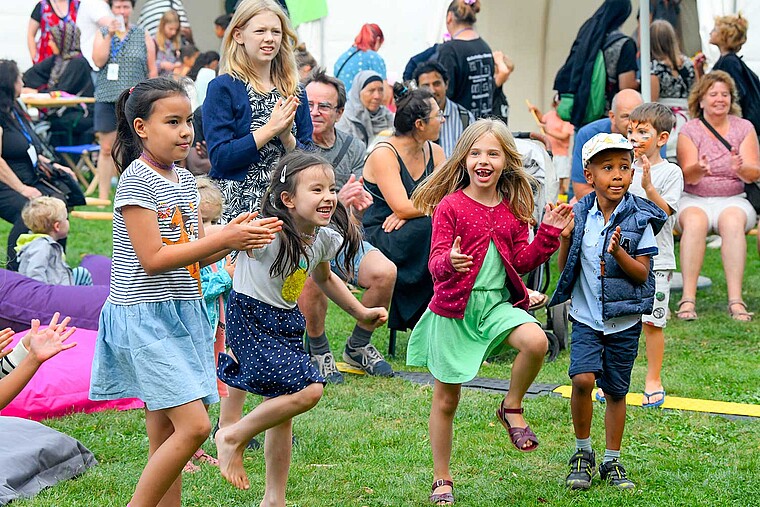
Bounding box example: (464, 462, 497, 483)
(94, 101, 117, 133)
(568, 319, 642, 397)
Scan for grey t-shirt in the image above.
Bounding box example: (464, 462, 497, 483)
(233, 227, 343, 309)
(314, 128, 366, 188)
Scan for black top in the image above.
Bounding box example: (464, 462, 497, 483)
(437, 38, 495, 118)
(713, 52, 760, 133)
(363, 141, 435, 331)
(0, 112, 37, 191)
(603, 33, 638, 104)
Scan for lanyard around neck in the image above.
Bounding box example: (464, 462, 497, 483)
(13, 111, 34, 145)
(110, 28, 132, 61)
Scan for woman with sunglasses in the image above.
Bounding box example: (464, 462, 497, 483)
(361, 83, 445, 333)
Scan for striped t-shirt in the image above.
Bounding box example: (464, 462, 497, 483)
(137, 0, 190, 37)
(109, 160, 202, 305)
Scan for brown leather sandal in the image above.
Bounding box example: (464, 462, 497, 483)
(728, 299, 753, 322)
(429, 479, 454, 505)
(675, 298, 697, 321)
(495, 403, 539, 452)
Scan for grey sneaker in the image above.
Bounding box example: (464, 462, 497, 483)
(599, 459, 635, 490)
(310, 351, 344, 384)
(343, 342, 394, 376)
(566, 449, 596, 490)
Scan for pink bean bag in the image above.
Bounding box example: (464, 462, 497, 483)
(1, 328, 143, 421)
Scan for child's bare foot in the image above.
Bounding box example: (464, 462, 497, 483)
(215, 426, 249, 490)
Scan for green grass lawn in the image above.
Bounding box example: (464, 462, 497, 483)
(1, 216, 759, 506)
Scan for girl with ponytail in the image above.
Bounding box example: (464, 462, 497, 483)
(90, 76, 280, 507)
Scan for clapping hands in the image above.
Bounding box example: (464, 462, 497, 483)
(337, 174, 373, 211)
(542, 202, 574, 231)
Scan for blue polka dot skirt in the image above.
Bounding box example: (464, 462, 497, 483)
(218, 290, 325, 397)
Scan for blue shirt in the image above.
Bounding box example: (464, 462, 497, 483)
(571, 118, 668, 184)
(570, 197, 658, 334)
(571, 118, 611, 184)
(334, 48, 387, 92)
(438, 98, 475, 158)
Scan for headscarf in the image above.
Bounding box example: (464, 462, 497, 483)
(337, 70, 394, 145)
(48, 23, 83, 89)
(553, 0, 632, 127)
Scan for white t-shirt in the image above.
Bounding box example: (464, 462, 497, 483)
(76, 0, 113, 70)
(630, 159, 684, 270)
(233, 227, 343, 309)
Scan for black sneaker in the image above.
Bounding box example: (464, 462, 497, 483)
(343, 342, 394, 376)
(599, 459, 635, 490)
(310, 351, 344, 384)
(566, 449, 596, 490)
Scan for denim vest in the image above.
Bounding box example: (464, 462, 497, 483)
(549, 192, 667, 320)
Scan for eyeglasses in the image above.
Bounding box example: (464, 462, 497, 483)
(423, 110, 445, 121)
(307, 101, 338, 114)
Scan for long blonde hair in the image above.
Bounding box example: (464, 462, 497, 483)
(219, 0, 299, 96)
(156, 10, 181, 51)
(412, 119, 536, 222)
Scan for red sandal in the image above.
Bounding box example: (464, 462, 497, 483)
(429, 478, 454, 505)
(495, 403, 539, 452)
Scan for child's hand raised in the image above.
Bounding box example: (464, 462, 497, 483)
(640, 154, 653, 191)
(543, 203, 574, 231)
(0, 328, 14, 360)
(607, 226, 622, 254)
(27, 313, 77, 365)
(450, 236, 474, 272)
(358, 306, 388, 328)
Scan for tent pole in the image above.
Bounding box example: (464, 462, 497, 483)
(640, 0, 652, 102)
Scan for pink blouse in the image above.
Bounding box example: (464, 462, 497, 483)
(680, 115, 754, 197)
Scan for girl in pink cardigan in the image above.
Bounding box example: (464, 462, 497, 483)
(409, 119, 573, 505)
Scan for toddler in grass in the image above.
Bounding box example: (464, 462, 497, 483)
(408, 118, 573, 505)
(549, 132, 667, 491)
(596, 103, 683, 409)
(16, 196, 93, 286)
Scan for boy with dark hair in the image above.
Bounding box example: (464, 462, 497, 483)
(214, 14, 232, 38)
(597, 103, 682, 408)
(549, 133, 667, 491)
(412, 60, 474, 157)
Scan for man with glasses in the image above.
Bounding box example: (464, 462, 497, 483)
(413, 61, 474, 158)
(299, 67, 397, 383)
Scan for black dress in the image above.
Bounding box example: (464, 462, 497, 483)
(362, 141, 435, 331)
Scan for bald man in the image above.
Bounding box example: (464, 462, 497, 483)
(571, 89, 644, 199)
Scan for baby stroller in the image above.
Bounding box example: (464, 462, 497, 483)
(514, 136, 570, 362)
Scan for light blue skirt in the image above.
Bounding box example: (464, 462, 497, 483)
(89, 299, 219, 411)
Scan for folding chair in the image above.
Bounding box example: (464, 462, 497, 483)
(55, 144, 101, 195)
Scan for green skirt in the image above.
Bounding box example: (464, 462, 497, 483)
(406, 242, 537, 384)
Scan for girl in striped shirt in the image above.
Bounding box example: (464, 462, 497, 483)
(89, 76, 281, 507)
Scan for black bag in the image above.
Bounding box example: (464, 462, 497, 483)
(35, 159, 87, 208)
(699, 116, 760, 213)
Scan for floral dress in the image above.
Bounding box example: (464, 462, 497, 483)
(31, 0, 80, 64)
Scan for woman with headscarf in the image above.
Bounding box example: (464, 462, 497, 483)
(336, 70, 394, 148)
(553, 0, 637, 128)
(333, 23, 386, 92)
(23, 24, 93, 97)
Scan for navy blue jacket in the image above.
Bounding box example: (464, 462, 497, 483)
(549, 192, 667, 320)
(202, 74, 313, 181)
